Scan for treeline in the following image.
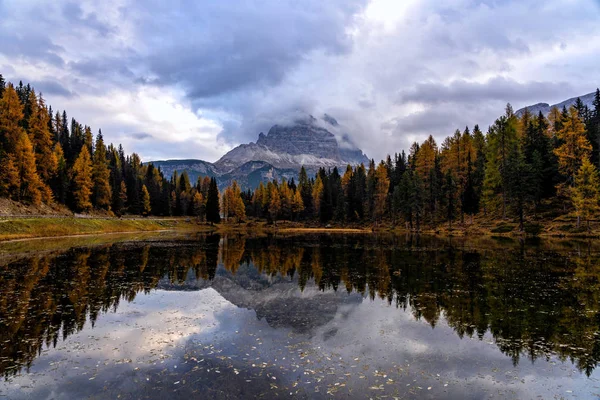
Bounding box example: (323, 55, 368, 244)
(2, 73, 600, 230)
(230, 91, 600, 231)
(0, 75, 222, 219)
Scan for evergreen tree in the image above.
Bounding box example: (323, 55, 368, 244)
(505, 149, 533, 232)
(205, 177, 220, 224)
(0, 73, 5, 98)
(462, 152, 479, 223)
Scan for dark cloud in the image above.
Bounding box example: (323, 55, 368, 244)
(398, 78, 573, 106)
(130, 132, 153, 140)
(128, 0, 367, 99)
(62, 2, 114, 37)
(0, 29, 65, 67)
(32, 80, 76, 98)
(1, 0, 599, 162)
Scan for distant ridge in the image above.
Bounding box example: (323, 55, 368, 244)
(147, 114, 370, 190)
(516, 91, 596, 116)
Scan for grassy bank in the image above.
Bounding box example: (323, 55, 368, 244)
(0, 217, 211, 241)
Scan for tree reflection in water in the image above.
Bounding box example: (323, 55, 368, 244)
(1, 234, 600, 377)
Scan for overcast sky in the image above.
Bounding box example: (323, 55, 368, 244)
(1, 0, 599, 162)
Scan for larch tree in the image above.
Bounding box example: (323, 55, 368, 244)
(373, 161, 390, 222)
(554, 106, 592, 188)
(291, 189, 304, 219)
(0, 84, 25, 153)
(193, 191, 204, 220)
(0, 155, 19, 198)
(571, 158, 600, 230)
(312, 174, 324, 218)
(269, 184, 281, 221)
(27, 91, 57, 184)
(72, 146, 93, 212)
(92, 132, 112, 211)
(116, 181, 128, 216)
(141, 184, 151, 216)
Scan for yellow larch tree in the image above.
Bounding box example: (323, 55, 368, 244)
(72, 146, 93, 212)
(554, 106, 592, 188)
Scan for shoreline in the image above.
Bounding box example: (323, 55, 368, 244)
(2, 215, 600, 242)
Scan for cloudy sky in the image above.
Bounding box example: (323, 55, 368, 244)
(1, 0, 599, 162)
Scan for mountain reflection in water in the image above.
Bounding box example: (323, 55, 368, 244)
(1, 234, 600, 399)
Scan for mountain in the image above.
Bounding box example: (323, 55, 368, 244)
(146, 159, 219, 184)
(218, 161, 299, 190)
(516, 91, 596, 117)
(147, 114, 370, 190)
(214, 115, 369, 173)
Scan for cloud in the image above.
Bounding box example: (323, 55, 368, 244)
(397, 78, 573, 106)
(31, 80, 76, 98)
(0, 0, 599, 162)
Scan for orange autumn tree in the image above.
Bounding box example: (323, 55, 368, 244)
(72, 146, 93, 212)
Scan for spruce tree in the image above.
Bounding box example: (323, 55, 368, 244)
(205, 177, 220, 224)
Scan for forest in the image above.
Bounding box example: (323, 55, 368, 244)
(1, 73, 600, 232)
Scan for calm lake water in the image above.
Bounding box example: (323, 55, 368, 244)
(1, 233, 600, 399)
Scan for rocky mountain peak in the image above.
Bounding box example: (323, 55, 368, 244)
(214, 114, 369, 173)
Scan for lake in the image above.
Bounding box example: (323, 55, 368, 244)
(1, 233, 600, 399)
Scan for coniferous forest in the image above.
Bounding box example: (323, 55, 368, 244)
(1, 74, 600, 232)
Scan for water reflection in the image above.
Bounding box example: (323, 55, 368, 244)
(1, 234, 600, 397)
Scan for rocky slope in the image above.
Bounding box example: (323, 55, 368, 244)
(516, 91, 596, 116)
(146, 159, 219, 184)
(214, 115, 369, 173)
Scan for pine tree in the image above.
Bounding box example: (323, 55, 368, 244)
(141, 184, 151, 216)
(571, 158, 600, 230)
(205, 177, 220, 224)
(72, 146, 93, 212)
(92, 132, 112, 210)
